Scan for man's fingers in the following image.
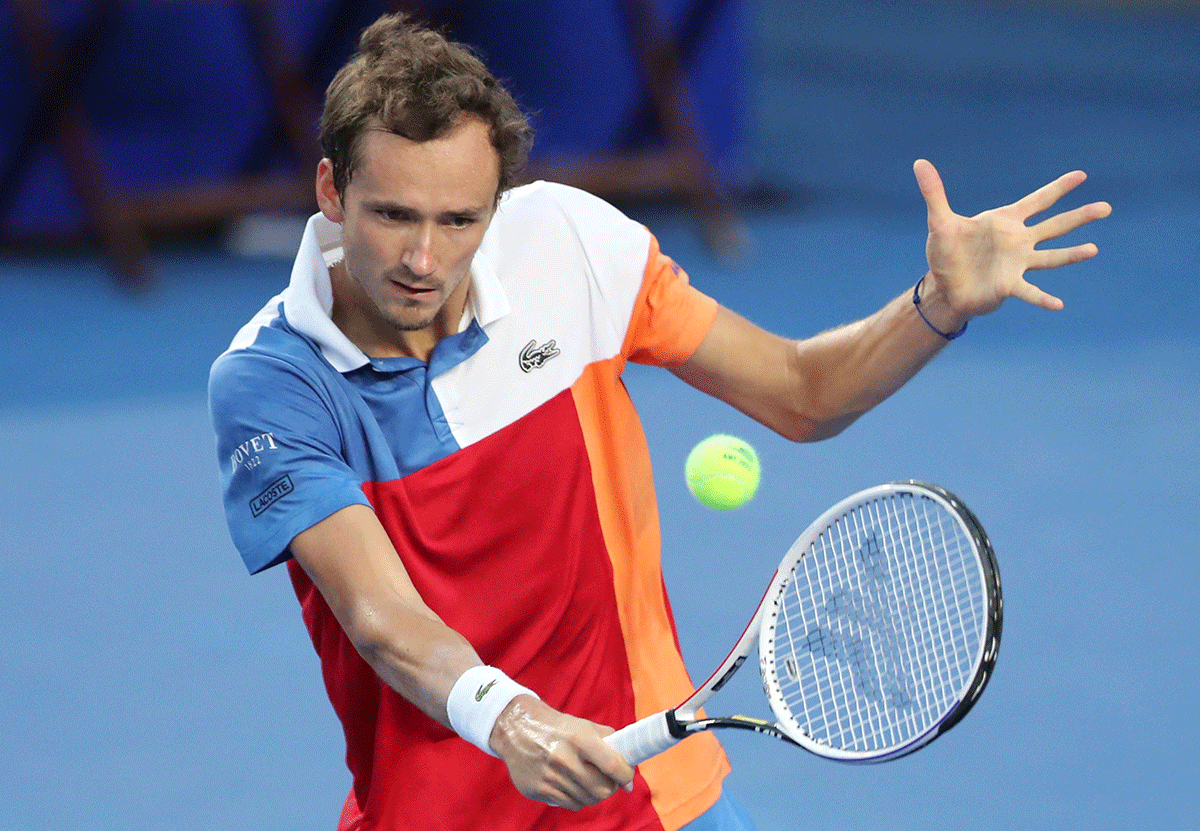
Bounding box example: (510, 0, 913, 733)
(1031, 200, 1113, 242)
(574, 738, 634, 801)
(544, 769, 617, 810)
(576, 724, 635, 792)
(1013, 170, 1089, 219)
(536, 769, 600, 811)
(593, 746, 635, 793)
(1028, 242, 1100, 271)
(1011, 277, 1065, 311)
(913, 159, 952, 221)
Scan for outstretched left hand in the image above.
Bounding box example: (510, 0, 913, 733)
(913, 159, 1112, 320)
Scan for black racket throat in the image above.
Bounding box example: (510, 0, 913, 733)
(670, 710, 802, 747)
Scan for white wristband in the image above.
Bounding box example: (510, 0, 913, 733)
(446, 665, 539, 757)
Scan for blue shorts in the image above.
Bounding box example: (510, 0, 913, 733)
(682, 791, 756, 831)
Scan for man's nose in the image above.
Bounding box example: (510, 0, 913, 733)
(402, 224, 436, 277)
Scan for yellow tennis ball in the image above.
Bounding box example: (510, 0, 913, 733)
(685, 434, 760, 510)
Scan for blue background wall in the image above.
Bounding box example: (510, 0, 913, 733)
(2, 2, 1198, 829)
(0, 0, 747, 238)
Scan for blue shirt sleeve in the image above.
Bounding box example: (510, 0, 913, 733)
(209, 348, 371, 574)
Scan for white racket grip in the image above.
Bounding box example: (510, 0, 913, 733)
(604, 710, 680, 766)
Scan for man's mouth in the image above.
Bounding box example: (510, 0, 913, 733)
(390, 278, 437, 297)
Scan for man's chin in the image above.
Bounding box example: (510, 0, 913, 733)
(384, 310, 439, 333)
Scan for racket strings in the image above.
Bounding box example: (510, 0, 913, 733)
(772, 494, 986, 754)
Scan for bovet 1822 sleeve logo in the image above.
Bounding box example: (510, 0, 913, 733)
(519, 338, 560, 372)
(230, 431, 278, 475)
(250, 474, 293, 517)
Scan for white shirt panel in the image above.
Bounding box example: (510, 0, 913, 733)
(434, 181, 652, 448)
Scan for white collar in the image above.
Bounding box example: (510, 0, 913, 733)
(282, 211, 510, 373)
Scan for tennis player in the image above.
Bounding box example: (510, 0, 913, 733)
(208, 12, 1109, 831)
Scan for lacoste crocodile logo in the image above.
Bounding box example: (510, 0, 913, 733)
(519, 338, 560, 372)
(475, 680, 497, 701)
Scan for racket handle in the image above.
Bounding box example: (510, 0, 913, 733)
(604, 710, 679, 766)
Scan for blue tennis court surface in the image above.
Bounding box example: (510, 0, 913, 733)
(2, 2, 1197, 829)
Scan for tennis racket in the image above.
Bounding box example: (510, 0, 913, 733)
(605, 480, 1001, 765)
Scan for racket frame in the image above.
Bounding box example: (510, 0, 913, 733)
(605, 480, 1002, 767)
(758, 480, 1002, 762)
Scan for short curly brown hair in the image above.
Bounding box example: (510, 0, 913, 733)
(320, 13, 534, 202)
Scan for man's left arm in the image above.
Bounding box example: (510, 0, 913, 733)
(671, 159, 1112, 441)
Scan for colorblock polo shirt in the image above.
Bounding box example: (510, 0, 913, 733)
(209, 181, 728, 830)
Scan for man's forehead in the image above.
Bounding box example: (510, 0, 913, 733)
(350, 121, 501, 205)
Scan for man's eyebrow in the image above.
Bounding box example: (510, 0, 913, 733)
(362, 199, 415, 212)
(363, 200, 487, 218)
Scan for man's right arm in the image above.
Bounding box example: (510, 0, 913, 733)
(288, 503, 634, 810)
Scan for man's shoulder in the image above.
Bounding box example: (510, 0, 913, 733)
(210, 301, 329, 389)
(490, 181, 649, 276)
(498, 180, 635, 228)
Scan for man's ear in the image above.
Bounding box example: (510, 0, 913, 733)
(316, 159, 344, 223)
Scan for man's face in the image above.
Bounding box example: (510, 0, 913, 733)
(317, 116, 500, 358)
